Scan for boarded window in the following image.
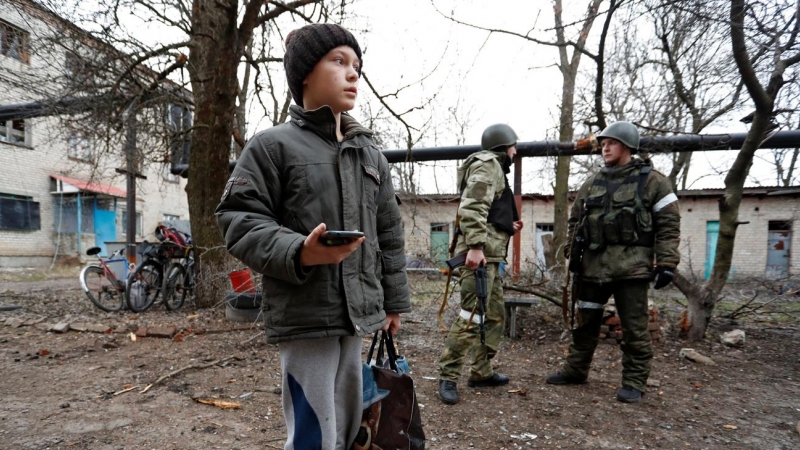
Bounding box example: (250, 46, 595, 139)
(0, 119, 29, 146)
(0, 193, 40, 231)
(0, 20, 29, 63)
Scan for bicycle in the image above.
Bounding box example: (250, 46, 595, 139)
(162, 245, 195, 311)
(79, 246, 131, 312)
(125, 241, 168, 313)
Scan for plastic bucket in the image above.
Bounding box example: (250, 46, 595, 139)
(228, 268, 256, 294)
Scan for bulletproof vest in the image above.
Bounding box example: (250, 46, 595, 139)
(581, 161, 654, 250)
(487, 176, 518, 235)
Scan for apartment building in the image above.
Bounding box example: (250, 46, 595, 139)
(0, 0, 190, 267)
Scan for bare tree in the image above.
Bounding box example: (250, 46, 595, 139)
(673, 0, 800, 341)
(435, 0, 612, 268)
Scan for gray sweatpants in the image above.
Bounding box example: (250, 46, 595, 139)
(278, 336, 363, 450)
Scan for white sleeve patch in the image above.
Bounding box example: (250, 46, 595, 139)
(653, 193, 678, 213)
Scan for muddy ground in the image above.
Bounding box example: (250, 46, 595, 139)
(0, 267, 799, 450)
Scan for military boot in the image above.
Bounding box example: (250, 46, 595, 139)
(438, 380, 459, 405)
(616, 385, 643, 403)
(467, 373, 509, 388)
(545, 371, 588, 385)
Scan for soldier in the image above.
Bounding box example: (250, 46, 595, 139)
(438, 124, 524, 405)
(545, 121, 681, 403)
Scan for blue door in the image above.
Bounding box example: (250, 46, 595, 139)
(705, 221, 719, 279)
(430, 223, 451, 268)
(93, 197, 117, 256)
(766, 225, 791, 279)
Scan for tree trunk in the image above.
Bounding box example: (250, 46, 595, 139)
(187, 0, 242, 308)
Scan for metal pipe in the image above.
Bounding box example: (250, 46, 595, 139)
(381, 130, 800, 163)
(171, 130, 800, 177)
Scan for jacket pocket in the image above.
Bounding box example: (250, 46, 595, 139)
(361, 163, 381, 212)
(608, 187, 637, 244)
(585, 193, 605, 250)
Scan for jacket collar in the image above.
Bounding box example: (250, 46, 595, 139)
(600, 157, 648, 179)
(289, 104, 373, 143)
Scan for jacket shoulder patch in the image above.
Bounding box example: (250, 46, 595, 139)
(362, 164, 381, 184)
(220, 176, 249, 202)
(467, 181, 488, 200)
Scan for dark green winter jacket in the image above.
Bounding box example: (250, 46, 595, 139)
(566, 158, 681, 283)
(215, 105, 410, 343)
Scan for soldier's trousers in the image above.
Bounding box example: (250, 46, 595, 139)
(438, 263, 505, 383)
(560, 279, 652, 392)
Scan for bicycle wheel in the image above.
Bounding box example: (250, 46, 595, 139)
(80, 265, 124, 312)
(162, 262, 188, 311)
(126, 260, 163, 312)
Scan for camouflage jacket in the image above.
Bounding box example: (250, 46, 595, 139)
(453, 150, 512, 263)
(566, 158, 681, 283)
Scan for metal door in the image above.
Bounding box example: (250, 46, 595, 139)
(766, 228, 791, 279)
(704, 221, 719, 279)
(93, 197, 117, 256)
(430, 223, 450, 267)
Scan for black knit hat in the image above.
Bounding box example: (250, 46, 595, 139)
(284, 23, 363, 107)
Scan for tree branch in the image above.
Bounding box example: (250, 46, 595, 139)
(731, 0, 771, 110)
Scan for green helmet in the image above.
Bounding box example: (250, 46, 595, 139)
(481, 123, 518, 151)
(597, 121, 640, 152)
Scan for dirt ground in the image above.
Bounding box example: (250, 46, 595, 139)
(1, 268, 799, 450)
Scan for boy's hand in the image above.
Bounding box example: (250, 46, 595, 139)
(300, 223, 364, 267)
(513, 220, 524, 233)
(382, 313, 401, 335)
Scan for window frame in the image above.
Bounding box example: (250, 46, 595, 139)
(0, 118, 31, 147)
(0, 192, 40, 231)
(0, 20, 30, 64)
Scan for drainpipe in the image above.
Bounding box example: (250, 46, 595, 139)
(76, 194, 82, 257)
(513, 155, 522, 279)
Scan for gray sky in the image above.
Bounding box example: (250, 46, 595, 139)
(96, 0, 788, 193)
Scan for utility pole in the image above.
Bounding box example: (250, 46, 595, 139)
(124, 101, 138, 264)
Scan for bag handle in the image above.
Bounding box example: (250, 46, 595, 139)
(383, 330, 399, 372)
(365, 330, 400, 372)
(366, 330, 380, 365)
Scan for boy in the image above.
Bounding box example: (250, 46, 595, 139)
(216, 23, 410, 450)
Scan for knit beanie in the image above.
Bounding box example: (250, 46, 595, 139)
(284, 23, 363, 107)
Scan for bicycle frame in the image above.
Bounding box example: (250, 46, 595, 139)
(79, 249, 129, 292)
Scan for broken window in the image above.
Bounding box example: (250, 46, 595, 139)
(0, 20, 29, 63)
(0, 119, 29, 146)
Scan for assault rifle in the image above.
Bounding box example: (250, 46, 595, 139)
(474, 262, 488, 345)
(444, 254, 488, 344)
(563, 200, 586, 330)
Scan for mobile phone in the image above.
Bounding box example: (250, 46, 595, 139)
(320, 230, 365, 246)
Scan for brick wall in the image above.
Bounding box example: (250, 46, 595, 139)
(400, 192, 800, 278)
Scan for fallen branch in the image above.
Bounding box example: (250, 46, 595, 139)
(113, 385, 139, 396)
(504, 284, 562, 307)
(195, 325, 260, 335)
(240, 331, 265, 346)
(194, 397, 240, 409)
(140, 356, 239, 394)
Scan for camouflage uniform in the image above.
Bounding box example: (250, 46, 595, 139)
(560, 158, 681, 392)
(438, 150, 513, 383)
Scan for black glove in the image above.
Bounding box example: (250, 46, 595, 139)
(652, 266, 674, 290)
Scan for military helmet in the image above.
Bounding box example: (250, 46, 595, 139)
(481, 123, 518, 151)
(597, 121, 640, 152)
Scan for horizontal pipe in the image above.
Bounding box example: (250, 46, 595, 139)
(0, 90, 193, 122)
(172, 130, 800, 177)
(382, 130, 800, 163)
